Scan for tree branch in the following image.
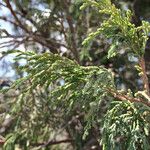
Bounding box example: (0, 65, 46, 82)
(107, 88, 150, 107)
(139, 57, 150, 95)
(62, 0, 80, 63)
(0, 16, 20, 27)
(132, 0, 150, 94)
(5, 0, 29, 33)
(31, 139, 73, 148)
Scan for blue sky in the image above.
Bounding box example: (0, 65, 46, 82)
(0, 1, 17, 79)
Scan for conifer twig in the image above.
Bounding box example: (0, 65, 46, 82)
(107, 88, 150, 107)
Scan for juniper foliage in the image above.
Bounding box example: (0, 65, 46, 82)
(2, 0, 150, 150)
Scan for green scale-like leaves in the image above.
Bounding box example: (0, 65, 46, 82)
(3, 51, 115, 149)
(81, 0, 150, 57)
(102, 101, 150, 150)
(2, 0, 150, 149)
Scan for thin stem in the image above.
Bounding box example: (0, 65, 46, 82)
(107, 88, 150, 107)
(5, 0, 29, 33)
(139, 57, 150, 96)
(31, 139, 73, 148)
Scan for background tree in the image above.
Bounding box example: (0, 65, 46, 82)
(0, 0, 150, 150)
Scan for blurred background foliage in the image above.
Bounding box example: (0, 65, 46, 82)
(0, 0, 150, 149)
